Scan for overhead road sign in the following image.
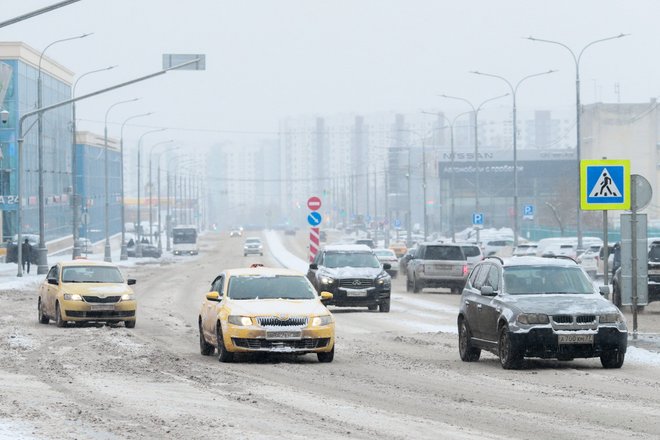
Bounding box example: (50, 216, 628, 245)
(162, 54, 206, 70)
(580, 159, 630, 210)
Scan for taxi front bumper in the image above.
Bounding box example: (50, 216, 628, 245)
(61, 299, 137, 322)
(224, 324, 335, 353)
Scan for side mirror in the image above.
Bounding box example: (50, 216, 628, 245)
(309, 263, 318, 270)
(206, 291, 221, 302)
(480, 285, 496, 296)
(127, 278, 137, 285)
(47, 278, 58, 285)
(599, 285, 610, 298)
(383, 263, 391, 270)
(320, 291, 333, 302)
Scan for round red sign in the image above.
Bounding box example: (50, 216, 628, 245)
(307, 196, 322, 211)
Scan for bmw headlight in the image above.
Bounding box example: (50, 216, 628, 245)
(120, 293, 135, 301)
(600, 313, 623, 324)
(320, 276, 335, 285)
(517, 313, 549, 325)
(63, 293, 83, 301)
(311, 315, 333, 326)
(228, 315, 253, 326)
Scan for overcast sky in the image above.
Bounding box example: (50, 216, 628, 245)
(2, 0, 659, 148)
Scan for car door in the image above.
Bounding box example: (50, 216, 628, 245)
(462, 265, 485, 338)
(203, 275, 224, 341)
(407, 246, 422, 279)
(467, 264, 492, 339)
(44, 265, 60, 317)
(477, 265, 503, 343)
(307, 251, 323, 288)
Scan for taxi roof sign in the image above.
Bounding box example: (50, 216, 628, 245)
(580, 159, 630, 210)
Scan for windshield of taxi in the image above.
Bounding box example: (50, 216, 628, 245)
(61, 266, 124, 283)
(227, 275, 317, 300)
(503, 265, 593, 295)
(323, 251, 380, 268)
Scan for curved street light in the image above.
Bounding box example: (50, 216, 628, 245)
(36, 32, 92, 274)
(165, 154, 192, 251)
(119, 112, 154, 260)
(135, 129, 166, 256)
(71, 64, 116, 259)
(154, 147, 180, 252)
(526, 33, 629, 250)
(103, 98, 139, 261)
(471, 69, 556, 246)
(148, 140, 175, 243)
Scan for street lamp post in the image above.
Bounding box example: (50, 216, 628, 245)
(103, 98, 139, 262)
(439, 93, 508, 244)
(153, 146, 178, 251)
(527, 34, 629, 251)
(148, 140, 174, 244)
(165, 154, 189, 251)
(119, 112, 153, 260)
(71, 65, 116, 259)
(37, 32, 91, 273)
(471, 70, 556, 247)
(136, 130, 166, 257)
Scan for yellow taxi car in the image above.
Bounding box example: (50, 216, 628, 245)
(198, 266, 335, 363)
(38, 260, 137, 328)
(389, 242, 407, 258)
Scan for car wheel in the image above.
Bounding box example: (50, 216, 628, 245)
(55, 302, 66, 328)
(216, 323, 234, 363)
(600, 350, 625, 369)
(379, 299, 391, 313)
(458, 319, 481, 362)
(317, 345, 334, 363)
(199, 321, 214, 356)
(368, 304, 378, 311)
(412, 277, 422, 293)
(38, 299, 49, 324)
(498, 325, 522, 369)
(125, 320, 136, 329)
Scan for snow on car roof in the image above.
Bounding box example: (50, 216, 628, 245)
(225, 266, 303, 277)
(322, 244, 372, 252)
(503, 256, 578, 267)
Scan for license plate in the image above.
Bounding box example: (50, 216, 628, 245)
(558, 333, 594, 344)
(90, 304, 115, 311)
(345, 289, 368, 297)
(266, 330, 302, 340)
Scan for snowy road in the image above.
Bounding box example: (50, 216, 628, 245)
(1, 232, 660, 439)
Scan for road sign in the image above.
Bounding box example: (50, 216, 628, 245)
(393, 219, 401, 228)
(472, 212, 484, 226)
(307, 196, 322, 211)
(580, 159, 630, 210)
(307, 211, 322, 227)
(523, 204, 534, 220)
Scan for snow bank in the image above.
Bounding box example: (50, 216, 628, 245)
(263, 230, 308, 273)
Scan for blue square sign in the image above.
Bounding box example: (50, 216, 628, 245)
(472, 212, 484, 226)
(580, 160, 630, 210)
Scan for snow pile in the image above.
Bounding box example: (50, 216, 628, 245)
(263, 230, 308, 273)
(625, 346, 660, 366)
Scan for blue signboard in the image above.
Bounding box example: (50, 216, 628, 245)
(472, 212, 484, 226)
(580, 160, 630, 210)
(523, 204, 534, 220)
(307, 211, 322, 227)
(393, 219, 401, 228)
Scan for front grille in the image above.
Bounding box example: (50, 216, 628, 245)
(339, 278, 374, 288)
(82, 296, 121, 303)
(552, 315, 573, 324)
(232, 338, 329, 350)
(66, 310, 134, 318)
(256, 316, 308, 327)
(552, 315, 597, 325)
(577, 315, 596, 324)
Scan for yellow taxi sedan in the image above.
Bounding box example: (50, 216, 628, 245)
(198, 266, 335, 363)
(38, 260, 137, 328)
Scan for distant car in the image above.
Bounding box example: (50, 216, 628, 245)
(243, 237, 263, 256)
(389, 242, 407, 258)
(354, 238, 375, 249)
(458, 256, 627, 369)
(229, 229, 242, 238)
(406, 243, 468, 294)
(457, 243, 483, 270)
(373, 248, 399, 278)
(612, 238, 660, 308)
(576, 245, 600, 279)
(38, 260, 137, 328)
(198, 266, 335, 362)
(284, 227, 296, 236)
(482, 239, 514, 257)
(126, 242, 162, 258)
(512, 243, 538, 257)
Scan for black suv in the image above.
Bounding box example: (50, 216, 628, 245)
(611, 239, 660, 308)
(307, 244, 391, 312)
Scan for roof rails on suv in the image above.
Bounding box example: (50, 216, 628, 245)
(484, 255, 504, 264)
(542, 254, 577, 263)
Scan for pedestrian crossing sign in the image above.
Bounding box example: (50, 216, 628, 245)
(580, 159, 630, 210)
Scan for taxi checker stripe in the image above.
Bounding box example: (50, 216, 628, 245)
(309, 227, 320, 262)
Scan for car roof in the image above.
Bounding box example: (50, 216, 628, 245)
(502, 256, 578, 268)
(373, 248, 395, 253)
(58, 260, 120, 268)
(323, 244, 373, 252)
(245, 237, 261, 240)
(224, 267, 304, 277)
(419, 241, 462, 247)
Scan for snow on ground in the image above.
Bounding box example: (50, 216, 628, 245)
(263, 230, 308, 273)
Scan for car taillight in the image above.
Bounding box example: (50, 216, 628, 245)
(462, 265, 469, 276)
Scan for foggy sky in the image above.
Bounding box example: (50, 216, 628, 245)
(2, 0, 658, 148)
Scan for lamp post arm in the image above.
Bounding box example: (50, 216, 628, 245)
(526, 36, 577, 65)
(39, 33, 93, 75)
(514, 70, 557, 95)
(73, 65, 116, 95)
(0, 0, 82, 28)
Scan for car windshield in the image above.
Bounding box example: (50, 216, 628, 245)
(425, 246, 465, 260)
(246, 238, 261, 244)
(173, 229, 197, 244)
(374, 250, 395, 258)
(503, 265, 594, 295)
(227, 275, 316, 300)
(323, 252, 380, 268)
(61, 266, 124, 283)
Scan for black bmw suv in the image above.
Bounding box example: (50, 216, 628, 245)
(307, 244, 391, 312)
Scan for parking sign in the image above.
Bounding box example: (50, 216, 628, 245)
(472, 212, 484, 226)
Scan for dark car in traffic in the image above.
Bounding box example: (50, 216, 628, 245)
(126, 241, 162, 258)
(458, 256, 627, 369)
(307, 244, 391, 312)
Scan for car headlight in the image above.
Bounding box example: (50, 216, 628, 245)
(376, 272, 391, 286)
(228, 315, 253, 326)
(120, 293, 135, 301)
(320, 276, 335, 285)
(63, 293, 83, 301)
(311, 315, 333, 326)
(600, 313, 623, 323)
(517, 313, 549, 325)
